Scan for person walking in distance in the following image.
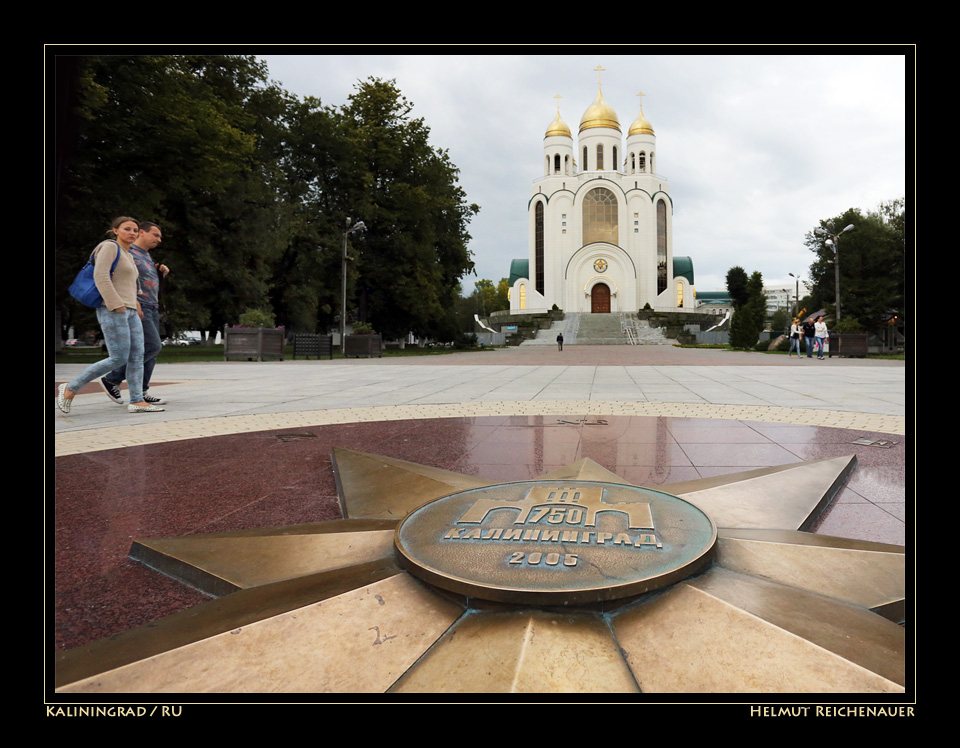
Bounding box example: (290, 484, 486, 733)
(557, 332, 564, 352)
(814, 315, 829, 360)
(802, 317, 816, 359)
(788, 318, 802, 358)
(99, 221, 169, 405)
(56, 217, 165, 414)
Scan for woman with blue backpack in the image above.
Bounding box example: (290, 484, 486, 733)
(56, 216, 165, 414)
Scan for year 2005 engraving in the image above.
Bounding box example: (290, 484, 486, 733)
(509, 551, 579, 567)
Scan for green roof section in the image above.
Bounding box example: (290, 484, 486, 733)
(509, 258, 529, 285)
(696, 290, 731, 303)
(673, 256, 694, 285)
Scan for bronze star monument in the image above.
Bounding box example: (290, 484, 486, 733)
(55, 447, 905, 694)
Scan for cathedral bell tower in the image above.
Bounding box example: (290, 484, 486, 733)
(543, 95, 574, 177)
(626, 92, 655, 176)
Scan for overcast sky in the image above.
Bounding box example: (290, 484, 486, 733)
(260, 51, 908, 295)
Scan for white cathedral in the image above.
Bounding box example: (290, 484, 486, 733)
(508, 80, 696, 315)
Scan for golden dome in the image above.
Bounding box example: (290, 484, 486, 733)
(545, 110, 571, 138)
(579, 89, 620, 133)
(628, 108, 654, 136)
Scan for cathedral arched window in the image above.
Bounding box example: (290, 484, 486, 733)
(612, 146, 618, 172)
(638, 152, 646, 173)
(583, 187, 618, 246)
(583, 146, 588, 171)
(657, 199, 668, 295)
(596, 144, 604, 170)
(553, 154, 561, 174)
(535, 201, 545, 296)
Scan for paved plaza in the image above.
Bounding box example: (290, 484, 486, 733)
(54, 345, 906, 455)
(52, 344, 908, 653)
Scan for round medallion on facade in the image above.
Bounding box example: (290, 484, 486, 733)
(394, 481, 717, 606)
(593, 258, 608, 273)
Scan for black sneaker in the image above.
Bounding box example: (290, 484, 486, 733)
(100, 378, 124, 404)
(143, 393, 166, 405)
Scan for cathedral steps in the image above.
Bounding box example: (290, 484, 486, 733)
(522, 313, 673, 346)
(574, 312, 628, 345)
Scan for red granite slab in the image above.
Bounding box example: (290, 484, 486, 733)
(51, 415, 907, 653)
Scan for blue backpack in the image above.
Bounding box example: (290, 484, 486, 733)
(68, 242, 121, 308)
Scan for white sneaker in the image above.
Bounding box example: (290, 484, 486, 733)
(128, 404, 165, 413)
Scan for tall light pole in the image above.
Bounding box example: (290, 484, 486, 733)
(814, 222, 854, 321)
(341, 218, 366, 353)
(788, 272, 803, 317)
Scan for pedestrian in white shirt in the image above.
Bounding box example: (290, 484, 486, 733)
(814, 316, 829, 360)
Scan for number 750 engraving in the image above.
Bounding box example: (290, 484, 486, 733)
(528, 506, 585, 524)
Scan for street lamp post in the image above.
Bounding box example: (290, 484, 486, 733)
(814, 222, 854, 322)
(788, 272, 803, 318)
(341, 218, 366, 353)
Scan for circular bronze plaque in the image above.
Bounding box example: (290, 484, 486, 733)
(394, 481, 717, 605)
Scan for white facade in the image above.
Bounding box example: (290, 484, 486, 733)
(510, 84, 694, 314)
(764, 282, 809, 316)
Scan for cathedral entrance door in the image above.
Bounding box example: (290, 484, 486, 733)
(591, 283, 611, 313)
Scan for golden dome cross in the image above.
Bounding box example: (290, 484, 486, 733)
(594, 65, 606, 88)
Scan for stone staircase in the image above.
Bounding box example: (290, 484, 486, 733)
(624, 315, 673, 345)
(575, 313, 629, 345)
(523, 313, 579, 345)
(523, 313, 672, 346)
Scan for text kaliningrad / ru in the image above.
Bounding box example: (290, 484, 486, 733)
(750, 706, 914, 718)
(47, 706, 182, 717)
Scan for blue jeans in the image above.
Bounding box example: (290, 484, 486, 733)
(104, 304, 161, 391)
(788, 336, 801, 355)
(68, 307, 144, 402)
(805, 336, 815, 356)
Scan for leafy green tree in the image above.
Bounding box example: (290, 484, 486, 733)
(161, 57, 293, 340)
(472, 278, 510, 316)
(804, 199, 905, 329)
(771, 308, 789, 333)
(729, 271, 766, 349)
(725, 266, 750, 310)
(55, 63, 480, 345)
(341, 78, 478, 341)
(237, 308, 276, 328)
(267, 95, 367, 334)
(55, 54, 290, 342)
(496, 278, 511, 310)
